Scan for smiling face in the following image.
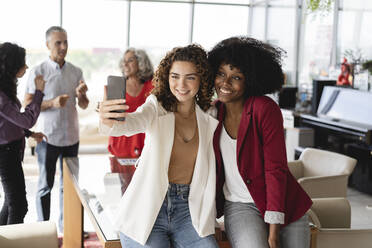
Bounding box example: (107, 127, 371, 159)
(47, 31, 68, 65)
(214, 63, 246, 104)
(123, 51, 139, 78)
(169, 61, 200, 105)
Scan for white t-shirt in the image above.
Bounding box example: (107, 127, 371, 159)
(219, 124, 285, 224)
(220, 125, 254, 203)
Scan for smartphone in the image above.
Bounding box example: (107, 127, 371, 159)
(107, 75, 126, 121)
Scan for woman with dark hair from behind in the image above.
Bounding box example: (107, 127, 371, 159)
(208, 37, 312, 248)
(108, 48, 154, 176)
(0, 42, 46, 225)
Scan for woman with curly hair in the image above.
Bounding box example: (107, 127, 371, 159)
(108, 48, 154, 174)
(0, 42, 46, 225)
(100, 44, 219, 247)
(208, 37, 312, 248)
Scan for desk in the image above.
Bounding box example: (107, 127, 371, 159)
(63, 155, 133, 248)
(63, 156, 317, 248)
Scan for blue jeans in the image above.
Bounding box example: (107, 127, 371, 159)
(35, 141, 79, 232)
(119, 183, 218, 248)
(224, 201, 310, 248)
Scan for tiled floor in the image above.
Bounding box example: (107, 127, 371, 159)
(347, 187, 372, 228)
(1, 149, 372, 231)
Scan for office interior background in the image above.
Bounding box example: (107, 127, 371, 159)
(1, 0, 372, 118)
(1, 1, 372, 247)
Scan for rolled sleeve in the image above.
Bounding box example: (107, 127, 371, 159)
(264, 210, 285, 224)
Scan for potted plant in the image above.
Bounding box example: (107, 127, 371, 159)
(362, 60, 372, 75)
(306, 0, 333, 13)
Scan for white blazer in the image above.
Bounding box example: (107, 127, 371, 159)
(100, 94, 218, 245)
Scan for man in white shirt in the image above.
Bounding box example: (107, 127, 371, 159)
(24, 26, 89, 233)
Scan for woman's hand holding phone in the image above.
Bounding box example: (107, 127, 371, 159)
(100, 85, 129, 128)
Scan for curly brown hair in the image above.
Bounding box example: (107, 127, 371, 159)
(152, 44, 213, 112)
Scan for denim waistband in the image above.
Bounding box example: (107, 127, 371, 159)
(168, 183, 190, 196)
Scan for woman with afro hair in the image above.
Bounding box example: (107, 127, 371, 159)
(208, 37, 312, 248)
(100, 44, 219, 248)
(0, 42, 46, 225)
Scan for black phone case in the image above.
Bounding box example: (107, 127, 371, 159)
(107, 75, 126, 121)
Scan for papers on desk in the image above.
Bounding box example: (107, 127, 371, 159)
(77, 156, 112, 195)
(117, 158, 138, 166)
(95, 173, 123, 229)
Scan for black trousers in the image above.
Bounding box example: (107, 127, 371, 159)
(0, 139, 28, 225)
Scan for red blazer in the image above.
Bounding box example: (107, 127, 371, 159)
(213, 96, 312, 225)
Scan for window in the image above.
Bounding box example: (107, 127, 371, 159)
(359, 12, 372, 58)
(129, 1, 191, 65)
(62, 0, 128, 113)
(338, 1, 372, 61)
(267, 7, 296, 83)
(193, 4, 249, 50)
(269, 0, 295, 7)
(299, 12, 334, 86)
(0, 0, 60, 99)
(0, 0, 60, 48)
(250, 7, 265, 40)
(63, 0, 127, 49)
(4, 0, 370, 111)
(196, 0, 249, 4)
